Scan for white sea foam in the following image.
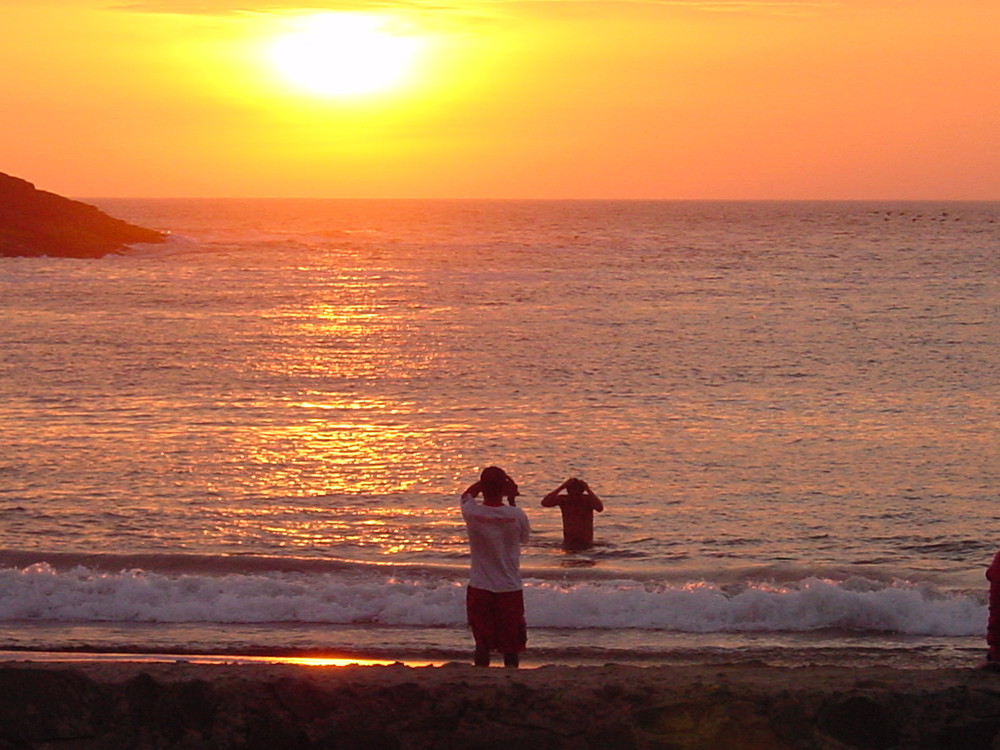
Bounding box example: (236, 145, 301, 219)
(0, 564, 984, 637)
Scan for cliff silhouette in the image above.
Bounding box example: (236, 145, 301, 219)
(0, 172, 166, 258)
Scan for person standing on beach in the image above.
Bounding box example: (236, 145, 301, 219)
(541, 477, 604, 551)
(986, 551, 1000, 667)
(460, 466, 530, 668)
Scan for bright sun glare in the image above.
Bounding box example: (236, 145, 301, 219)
(264, 13, 424, 98)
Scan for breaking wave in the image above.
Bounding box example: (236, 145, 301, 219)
(0, 563, 985, 637)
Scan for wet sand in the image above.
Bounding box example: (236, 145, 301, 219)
(2, 657, 1000, 749)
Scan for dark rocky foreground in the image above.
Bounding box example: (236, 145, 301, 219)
(2, 660, 1000, 749)
(0, 172, 165, 258)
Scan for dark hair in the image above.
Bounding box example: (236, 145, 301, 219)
(566, 478, 586, 493)
(480, 466, 508, 489)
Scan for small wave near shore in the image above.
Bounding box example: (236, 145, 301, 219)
(0, 551, 985, 638)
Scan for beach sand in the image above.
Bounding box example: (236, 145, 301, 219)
(2, 657, 1000, 749)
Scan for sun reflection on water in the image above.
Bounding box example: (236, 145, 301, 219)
(219, 386, 459, 493)
(209, 502, 456, 557)
(192, 292, 471, 557)
(280, 657, 441, 668)
(255, 299, 438, 380)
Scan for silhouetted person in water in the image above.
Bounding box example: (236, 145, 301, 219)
(541, 477, 604, 550)
(460, 466, 530, 668)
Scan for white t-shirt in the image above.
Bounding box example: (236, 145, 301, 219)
(461, 493, 530, 592)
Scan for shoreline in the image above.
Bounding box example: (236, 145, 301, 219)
(4, 658, 1000, 748)
(0, 627, 984, 670)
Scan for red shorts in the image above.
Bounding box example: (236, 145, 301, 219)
(466, 586, 527, 654)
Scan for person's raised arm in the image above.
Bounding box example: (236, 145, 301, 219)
(463, 481, 483, 498)
(504, 476, 520, 506)
(582, 481, 604, 512)
(541, 479, 571, 507)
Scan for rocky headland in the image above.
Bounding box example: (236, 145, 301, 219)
(2, 660, 1000, 749)
(0, 172, 165, 258)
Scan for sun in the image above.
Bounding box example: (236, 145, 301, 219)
(264, 13, 425, 99)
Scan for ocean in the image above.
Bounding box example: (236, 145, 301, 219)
(1, 199, 998, 667)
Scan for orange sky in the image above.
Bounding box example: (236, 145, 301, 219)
(2, 0, 998, 199)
